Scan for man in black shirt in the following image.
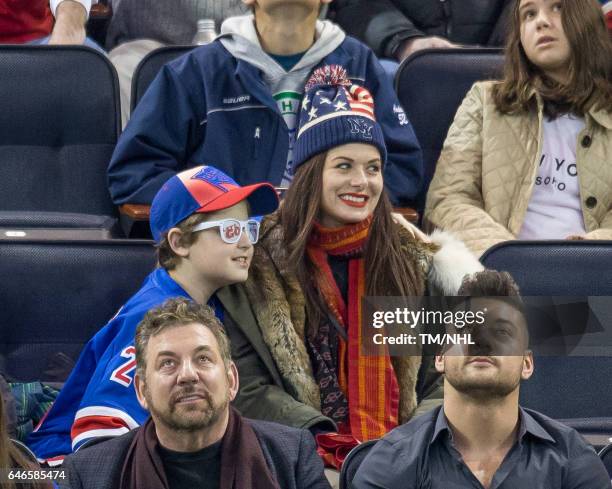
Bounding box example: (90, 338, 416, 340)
(354, 271, 610, 489)
(60, 298, 330, 489)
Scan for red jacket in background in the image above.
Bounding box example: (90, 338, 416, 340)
(600, 1, 612, 32)
(0, 0, 53, 43)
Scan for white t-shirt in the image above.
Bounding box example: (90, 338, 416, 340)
(518, 113, 587, 240)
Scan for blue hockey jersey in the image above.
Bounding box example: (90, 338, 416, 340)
(28, 268, 197, 464)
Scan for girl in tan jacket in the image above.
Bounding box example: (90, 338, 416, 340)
(425, 0, 612, 257)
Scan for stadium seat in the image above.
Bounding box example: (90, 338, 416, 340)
(394, 48, 503, 213)
(481, 240, 612, 448)
(340, 439, 378, 489)
(599, 443, 612, 478)
(118, 45, 196, 236)
(0, 46, 121, 236)
(481, 240, 612, 295)
(0, 239, 156, 382)
(130, 45, 195, 112)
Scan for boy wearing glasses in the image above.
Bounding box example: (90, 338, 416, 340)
(29, 165, 280, 464)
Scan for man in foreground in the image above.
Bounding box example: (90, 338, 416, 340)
(354, 271, 610, 488)
(60, 298, 330, 489)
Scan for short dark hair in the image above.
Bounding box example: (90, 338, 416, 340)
(452, 270, 529, 348)
(451, 270, 525, 316)
(458, 270, 521, 297)
(135, 298, 231, 375)
(156, 213, 210, 270)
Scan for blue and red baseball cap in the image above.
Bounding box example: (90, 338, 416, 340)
(150, 165, 279, 243)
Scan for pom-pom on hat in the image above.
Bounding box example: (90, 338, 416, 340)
(150, 165, 279, 243)
(292, 65, 387, 172)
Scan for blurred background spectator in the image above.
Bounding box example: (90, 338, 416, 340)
(424, 0, 612, 257)
(106, 0, 249, 126)
(0, 0, 102, 50)
(330, 0, 514, 75)
(602, 0, 612, 30)
(0, 377, 51, 489)
(105, 0, 247, 50)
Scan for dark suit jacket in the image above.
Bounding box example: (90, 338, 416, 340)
(59, 418, 330, 489)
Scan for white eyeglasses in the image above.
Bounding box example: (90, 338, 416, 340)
(191, 219, 260, 244)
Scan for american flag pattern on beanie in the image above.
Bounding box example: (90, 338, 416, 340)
(298, 65, 377, 138)
(292, 64, 388, 172)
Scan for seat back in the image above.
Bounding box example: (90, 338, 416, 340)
(0, 239, 156, 382)
(395, 49, 503, 211)
(0, 46, 120, 220)
(340, 440, 378, 489)
(520, 358, 612, 419)
(481, 240, 612, 419)
(131, 45, 195, 112)
(599, 443, 612, 478)
(481, 240, 612, 295)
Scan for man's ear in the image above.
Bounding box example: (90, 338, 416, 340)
(134, 370, 149, 411)
(521, 351, 534, 381)
(227, 362, 239, 402)
(167, 228, 190, 258)
(242, 0, 255, 7)
(434, 355, 445, 374)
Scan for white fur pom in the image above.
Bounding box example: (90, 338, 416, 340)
(428, 230, 484, 295)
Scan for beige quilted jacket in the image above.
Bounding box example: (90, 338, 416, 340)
(425, 81, 612, 257)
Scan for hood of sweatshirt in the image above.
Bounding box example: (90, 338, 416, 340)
(219, 14, 345, 93)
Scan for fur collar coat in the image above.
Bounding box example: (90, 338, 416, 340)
(243, 215, 483, 424)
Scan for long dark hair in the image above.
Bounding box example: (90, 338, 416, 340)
(0, 390, 50, 489)
(278, 152, 424, 333)
(492, 0, 612, 116)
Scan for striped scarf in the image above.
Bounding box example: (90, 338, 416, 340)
(306, 217, 399, 441)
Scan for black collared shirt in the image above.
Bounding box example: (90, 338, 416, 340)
(353, 406, 611, 489)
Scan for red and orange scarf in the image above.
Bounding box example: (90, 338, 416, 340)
(306, 216, 399, 442)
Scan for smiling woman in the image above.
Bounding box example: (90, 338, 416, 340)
(230, 65, 483, 470)
(319, 144, 384, 228)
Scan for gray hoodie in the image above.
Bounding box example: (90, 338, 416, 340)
(220, 15, 345, 96)
(219, 15, 346, 185)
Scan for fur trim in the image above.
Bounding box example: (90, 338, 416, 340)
(390, 355, 421, 423)
(428, 230, 484, 295)
(243, 217, 427, 420)
(243, 219, 321, 409)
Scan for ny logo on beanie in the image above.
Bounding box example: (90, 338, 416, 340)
(347, 118, 374, 140)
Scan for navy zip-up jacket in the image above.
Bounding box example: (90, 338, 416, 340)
(108, 37, 423, 206)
